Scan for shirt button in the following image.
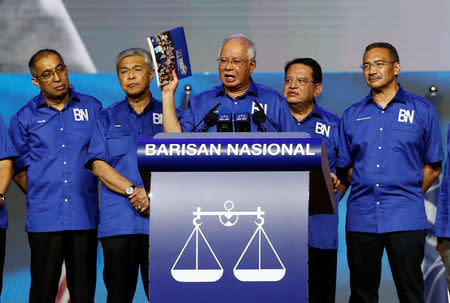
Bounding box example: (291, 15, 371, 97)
(378, 146, 382, 150)
(62, 144, 65, 148)
(379, 128, 383, 131)
(64, 180, 68, 183)
(63, 161, 67, 165)
(376, 164, 380, 168)
(60, 128, 63, 131)
(234, 102, 237, 105)
(376, 201, 380, 205)
(376, 184, 379, 187)
(64, 198, 68, 202)
(381, 111, 385, 114)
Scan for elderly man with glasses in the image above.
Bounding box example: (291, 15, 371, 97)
(337, 42, 443, 303)
(161, 33, 297, 133)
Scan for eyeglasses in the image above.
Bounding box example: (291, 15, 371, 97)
(359, 61, 396, 71)
(217, 57, 251, 67)
(284, 78, 315, 86)
(34, 65, 67, 81)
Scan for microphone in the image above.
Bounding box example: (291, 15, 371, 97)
(234, 113, 251, 132)
(252, 109, 266, 132)
(190, 103, 221, 132)
(217, 114, 233, 132)
(252, 100, 276, 131)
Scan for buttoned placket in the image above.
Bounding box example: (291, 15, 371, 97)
(373, 104, 388, 224)
(56, 107, 71, 229)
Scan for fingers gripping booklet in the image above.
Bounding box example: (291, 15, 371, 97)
(147, 26, 192, 86)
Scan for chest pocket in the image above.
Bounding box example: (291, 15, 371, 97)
(106, 128, 131, 158)
(391, 121, 421, 152)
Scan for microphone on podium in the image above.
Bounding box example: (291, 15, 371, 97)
(234, 113, 251, 132)
(217, 114, 233, 132)
(190, 103, 221, 132)
(252, 100, 275, 131)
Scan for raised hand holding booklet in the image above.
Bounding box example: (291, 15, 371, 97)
(146, 26, 192, 86)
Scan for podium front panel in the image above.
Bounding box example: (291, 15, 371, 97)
(149, 171, 308, 303)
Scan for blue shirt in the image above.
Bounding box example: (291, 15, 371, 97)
(86, 97, 172, 238)
(180, 80, 298, 132)
(337, 85, 443, 233)
(0, 114, 18, 229)
(295, 104, 340, 249)
(9, 90, 102, 232)
(434, 124, 450, 238)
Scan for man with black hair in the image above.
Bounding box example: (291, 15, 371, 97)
(337, 42, 443, 303)
(283, 57, 340, 303)
(9, 49, 102, 303)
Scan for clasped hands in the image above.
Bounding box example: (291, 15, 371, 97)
(128, 187, 150, 215)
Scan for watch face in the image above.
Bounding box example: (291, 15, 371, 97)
(125, 186, 135, 195)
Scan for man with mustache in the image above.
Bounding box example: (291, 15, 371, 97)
(283, 57, 340, 303)
(9, 49, 102, 303)
(337, 42, 443, 303)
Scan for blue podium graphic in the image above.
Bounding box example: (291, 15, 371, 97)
(137, 133, 334, 303)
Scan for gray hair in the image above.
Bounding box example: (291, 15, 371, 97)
(116, 48, 154, 72)
(219, 33, 256, 61)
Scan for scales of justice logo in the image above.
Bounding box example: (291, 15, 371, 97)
(171, 200, 286, 282)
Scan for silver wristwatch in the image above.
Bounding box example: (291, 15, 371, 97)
(125, 185, 136, 197)
(0, 193, 4, 203)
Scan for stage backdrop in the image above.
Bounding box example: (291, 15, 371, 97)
(0, 72, 448, 302)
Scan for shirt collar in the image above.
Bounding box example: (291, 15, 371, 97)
(215, 77, 259, 98)
(364, 83, 407, 105)
(296, 102, 323, 123)
(125, 96, 156, 115)
(35, 88, 80, 109)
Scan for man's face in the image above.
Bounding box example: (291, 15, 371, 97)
(362, 47, 400, 90)
(283, 63, 321, 106)
(31, 53, 69, 101)
(218, 38, 256, 92)
(117, 55, 154, 97)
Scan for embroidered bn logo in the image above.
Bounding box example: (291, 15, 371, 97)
(398, 109, 414, 124)
(73, 108, 89, 121)
(315, 122, 330, 137)
(153, 113, 162, 124)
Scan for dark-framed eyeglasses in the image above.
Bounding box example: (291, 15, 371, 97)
(34, 64, 67, 81)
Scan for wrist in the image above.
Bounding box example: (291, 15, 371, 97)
(125, 185, 137, 197)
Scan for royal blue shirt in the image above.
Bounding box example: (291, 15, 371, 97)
(434, 124, 450, 238)
(9, 90, 102, 232)
(180, 80, 298, 132)
(337, 85, 443, 233)
(86, 97, 173, 238)
(0, 115, 18, 229)
(294, 104, 340, 249)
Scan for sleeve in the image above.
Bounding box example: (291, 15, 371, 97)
(0, 115, 18, 160)
(85, 112, 109, 169)
(423, 104, 444, 164)
(336, 112, 354, 170)
(179, 101, 196, 132)
(325, 120, 339, 173)
(8, 112, 30, 172)
(434, 124, 450, 237)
